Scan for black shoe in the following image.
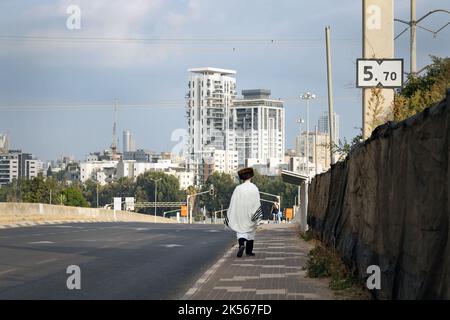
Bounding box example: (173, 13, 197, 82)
(245, 240, 254, 256)
(237, 245, 245, 257)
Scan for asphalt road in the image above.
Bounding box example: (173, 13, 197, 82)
(0, 222, 235, 299)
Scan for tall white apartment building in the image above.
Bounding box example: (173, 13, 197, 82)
(186, 67, 237, 184)
(232, 89, 285, 169)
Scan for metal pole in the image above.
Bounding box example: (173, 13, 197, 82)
(314, 125, 318, 175)
(410, 0, 417, 75)
(96, 183, 99, 208)
(306, 99, 309, 178)
(49, 189, 52, 205)
(325, 26, 336, 165)
(186, 195, 189, 224)
(154, 180, 157, 223)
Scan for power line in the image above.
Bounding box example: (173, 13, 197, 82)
(0, 34, 359, 44)
(0, 96, 360, 110)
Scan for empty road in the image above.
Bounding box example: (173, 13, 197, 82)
(0, 222, 235, 299)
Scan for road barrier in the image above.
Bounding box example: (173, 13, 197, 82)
(0, 202, 176, 225)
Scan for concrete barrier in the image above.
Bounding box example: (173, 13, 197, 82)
(0, 202, 176, 225)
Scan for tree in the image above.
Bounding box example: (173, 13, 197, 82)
(135, 171, 184, 214)
(200, 172, 238, 215)
(61, 186, 89, 207)
(391, 56, 450, 121)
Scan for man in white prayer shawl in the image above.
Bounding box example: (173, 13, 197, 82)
(225, 167, 262, 257)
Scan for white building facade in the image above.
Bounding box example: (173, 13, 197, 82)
(186, 67, 238, 184)
(232, 89, 285, 171)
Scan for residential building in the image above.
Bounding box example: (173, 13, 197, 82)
(0, 150, 45, 187)
(232, 89, 285, 172)
(116, 160, 194, 190)
(186, 67, 237, 184)
(123, 149, 153, 162)
(79, 161, 118, 185)
(0, 154, 18, 187)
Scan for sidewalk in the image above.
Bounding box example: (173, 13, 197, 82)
(183, 223, 334, 300)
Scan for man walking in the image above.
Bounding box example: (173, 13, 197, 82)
(225, 167, 262, 257)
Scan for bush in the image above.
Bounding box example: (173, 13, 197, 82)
(305, 245, 356, 290)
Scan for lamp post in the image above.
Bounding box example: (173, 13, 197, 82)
(301, 92, 316, 181)
(150, 177, 162, 223)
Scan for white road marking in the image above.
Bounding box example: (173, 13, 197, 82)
(0, 268, 16, 276)
(28, 241, 55, 244)
(36, 258, 58, 265)
(161, 244, 183, 248)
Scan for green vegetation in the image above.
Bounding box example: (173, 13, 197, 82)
(305, 244, 369, 299)
(300, 229, 314, 242)
(0, 175, 88, 207)
(392, 56, 450, 121)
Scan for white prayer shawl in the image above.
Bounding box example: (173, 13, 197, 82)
(226, 181, 262, 234)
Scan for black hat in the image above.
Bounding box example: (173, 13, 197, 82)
(238, 167, 254, 180)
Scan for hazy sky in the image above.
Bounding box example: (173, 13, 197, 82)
(0, 0, 449, 161)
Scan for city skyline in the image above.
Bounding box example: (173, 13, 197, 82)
(0, 0, 449, 161)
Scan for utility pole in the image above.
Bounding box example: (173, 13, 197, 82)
(325, 26, 336, 165)
(314, 125, 318, 175)
(395, 3, 450, 75)
(96, 183, 99, 208)
(301, 92, 316, 181)
(151, 177, 162, 223)
(410, 0, 417, 75)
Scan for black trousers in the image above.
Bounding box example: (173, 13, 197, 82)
(238, 238, 254, 254)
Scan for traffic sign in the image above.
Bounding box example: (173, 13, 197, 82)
(357, 59, 403, 88)
(180, 205, 187, 217)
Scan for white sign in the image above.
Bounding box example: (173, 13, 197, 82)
(357, 59, 403, 88)
(113, 197, 122, 211)
(124, 197, 135, 211)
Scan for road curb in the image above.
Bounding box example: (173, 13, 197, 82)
(181, 244, 236, 300)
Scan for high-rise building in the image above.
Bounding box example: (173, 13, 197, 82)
(232, 89, 285, 168)
(186, 67, 237, 184)
(123, 130, 136, 153)
(317, 111, 340, 142)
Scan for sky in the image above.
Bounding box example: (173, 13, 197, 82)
(0, 0, 449, 161)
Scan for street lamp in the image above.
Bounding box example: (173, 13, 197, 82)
(301, 92, 316, 180)
(150, 177, 162, 223)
